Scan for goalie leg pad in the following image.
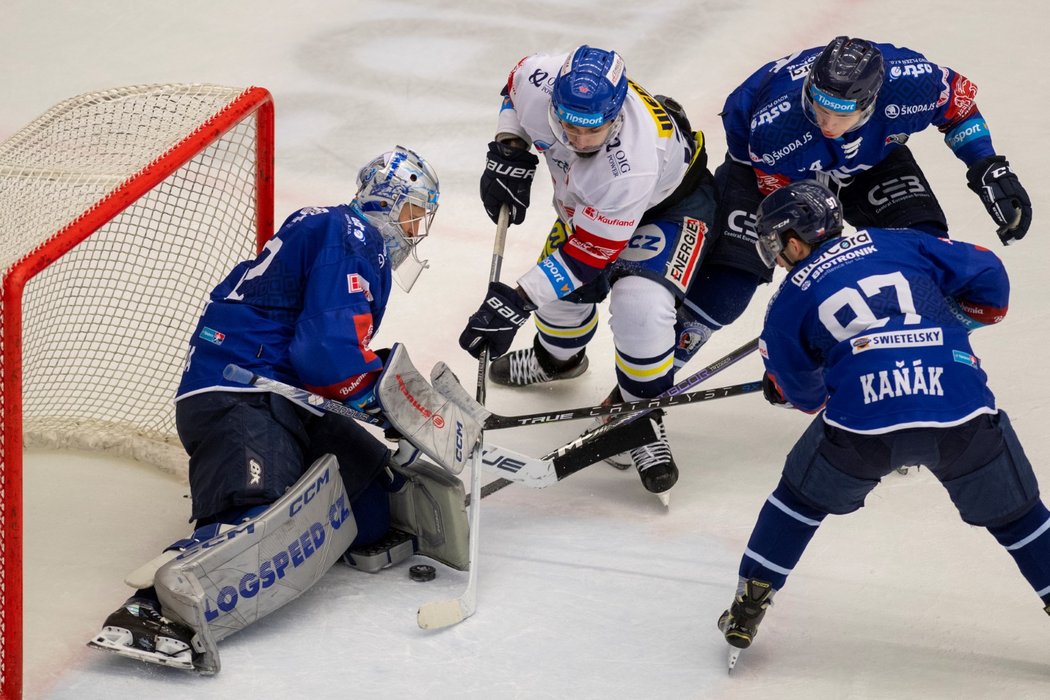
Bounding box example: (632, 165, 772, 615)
(389, 458, 469, 570)
(154, 454, 358, 674)
(377, 343, 482, 475)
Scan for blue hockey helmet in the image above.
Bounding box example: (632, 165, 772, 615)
(355, 146, 439, 291)
(754, 180, 844, 267)
(547, 45, 628, 153)
(803, 36, 884, 131)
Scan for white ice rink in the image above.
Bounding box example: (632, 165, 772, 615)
(4, 1, 1050, 698)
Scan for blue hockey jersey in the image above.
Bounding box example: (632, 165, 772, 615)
(176, 204, 391, 404)
(759, 228, 1009, 433)
(722, 42, 995, 193)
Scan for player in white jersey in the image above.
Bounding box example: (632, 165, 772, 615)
(459, 46, 761, 496)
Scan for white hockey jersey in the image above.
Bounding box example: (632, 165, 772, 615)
(496, 52, 694, 307)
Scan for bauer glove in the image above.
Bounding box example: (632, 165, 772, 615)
(480, 140, 538, 225)
(966, 155, 1032, 245)
(459, 281, 536, 359)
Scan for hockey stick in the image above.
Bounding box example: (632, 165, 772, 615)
(433, 337, 760, 429)
(474, 380, 760, 498)
(467, 337, 761, 499)
(416, 205, 510, 630)
(222, 364, 384, 424)
(222, 363, 642, 494)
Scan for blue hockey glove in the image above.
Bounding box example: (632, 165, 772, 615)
(762, 373, 793, 409)
(459, 282, 536, 359)
(966, 156, 1032, 245)
(480, 140, 538, 225)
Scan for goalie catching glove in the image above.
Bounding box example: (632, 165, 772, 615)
(480, 140, 538, 225)
(966, 155, 1032, 245)
(459, 281, 536, 359)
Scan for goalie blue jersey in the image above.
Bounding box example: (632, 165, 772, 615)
(759, 228, 1009, 433)
(723, 42, 996, 193)
(177, 204, 391, 404)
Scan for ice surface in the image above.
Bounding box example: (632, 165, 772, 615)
(5, 1, 1049, 697)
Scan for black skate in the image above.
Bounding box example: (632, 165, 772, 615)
(717, 578, 774, 672)
(628, 410, 678, 502)
(596, 386, 633, 471)
(490, 336, 588, 386)
(87, 597, 198, 671)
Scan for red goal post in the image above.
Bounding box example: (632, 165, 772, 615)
(0, 84, 274, 698)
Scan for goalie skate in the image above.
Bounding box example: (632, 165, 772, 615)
(87, 598, 198, 671)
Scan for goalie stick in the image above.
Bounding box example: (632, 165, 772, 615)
(415, 205, 510, 631)
(223, 364, 383, 423)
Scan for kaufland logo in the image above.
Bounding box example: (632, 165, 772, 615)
(581, 206, 634, 228)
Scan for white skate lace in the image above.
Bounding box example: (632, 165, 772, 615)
(630, 416, 672, 473)
(508, 348, 552, 385)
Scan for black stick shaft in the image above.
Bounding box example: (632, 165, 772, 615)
(481, 337, 759, 429)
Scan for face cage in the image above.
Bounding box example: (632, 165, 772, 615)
(383, 193, 437, 292)
(546, 104, 624, 155)
(801, 89, 876, 134)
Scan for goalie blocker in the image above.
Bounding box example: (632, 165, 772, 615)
(225, 343, 482, 476)
(91, 452, 467, 674)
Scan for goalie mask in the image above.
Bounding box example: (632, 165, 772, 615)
(355, 146, 440, 292)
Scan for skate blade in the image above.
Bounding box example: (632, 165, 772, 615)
(88, 632, 195, 671)
(656, 491, 670, 507)
(727, 646, 742, 673)
(604, 453, 632, 470)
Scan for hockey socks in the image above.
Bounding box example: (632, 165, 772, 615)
(986, 500, 1050, 607)
(739, 478, 828, 590)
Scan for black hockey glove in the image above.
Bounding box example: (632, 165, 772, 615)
(762, 373, 793, 409)
(966, 155, 1032, 245)
(459, 282, 536, 359)
(480, 140, 539, 225)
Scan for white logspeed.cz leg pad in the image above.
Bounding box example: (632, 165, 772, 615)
(154, 454, 358, 674)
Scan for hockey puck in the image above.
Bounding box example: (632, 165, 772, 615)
(409, 564, 436, 582)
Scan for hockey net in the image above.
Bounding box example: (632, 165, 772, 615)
(0, 84, 274, 698)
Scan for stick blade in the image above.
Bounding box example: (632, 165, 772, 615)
(417, 598, 473, 630)
(480, 443, 557, 488)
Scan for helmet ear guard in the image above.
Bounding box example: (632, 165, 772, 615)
(754, 181, 844, 268)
